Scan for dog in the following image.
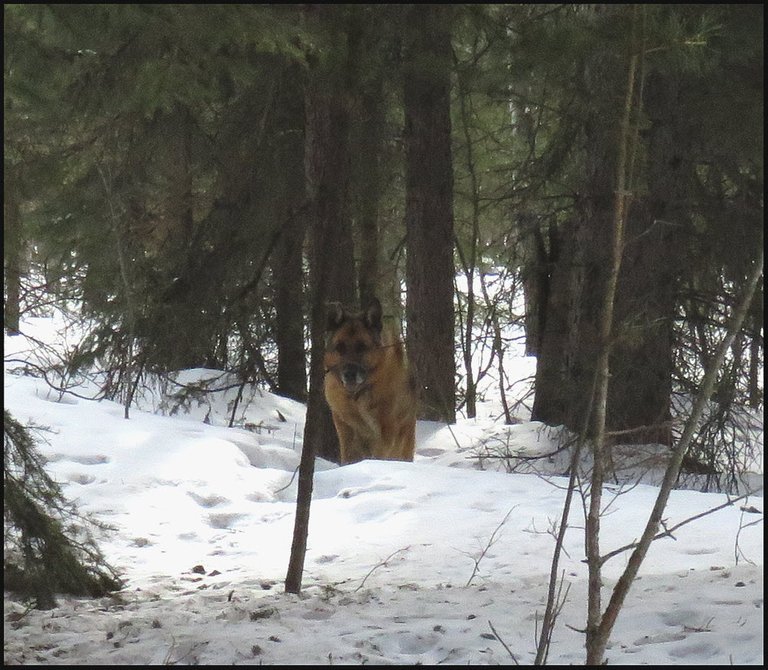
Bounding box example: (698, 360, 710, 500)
(324, 298, 417, 465)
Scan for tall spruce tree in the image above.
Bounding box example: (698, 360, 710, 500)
(5, 5, 311, 399)
(523, 5, 763, 454)
(5, 4, 761, 472)
(403, 4, 457, 424)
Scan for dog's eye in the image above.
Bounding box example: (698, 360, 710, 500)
(335, 342, 347, 355)
(354, 341, 368, 354)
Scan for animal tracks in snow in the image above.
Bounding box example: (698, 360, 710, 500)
(47, 452, 110, 466)
(187, 492, 230, 508)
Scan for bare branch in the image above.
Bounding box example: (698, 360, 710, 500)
(354, 547, 410, 593)
(598, 490, 761, 565)
(592, 247, 763, 660)
(464, 507, 516, 587)
(488, 620, 520, 665)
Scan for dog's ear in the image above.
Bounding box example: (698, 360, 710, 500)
(327, 302, 346, 331)
(364, 297, 383, 333)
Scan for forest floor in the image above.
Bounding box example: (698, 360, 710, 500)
(4, 313, 763, 665)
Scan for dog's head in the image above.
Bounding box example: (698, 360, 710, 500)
(324, 298, 383, 394)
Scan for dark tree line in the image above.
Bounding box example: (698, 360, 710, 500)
(4, 5, 763, 476)
(3, 2, 763, 625)
(524, 5, 763, 471)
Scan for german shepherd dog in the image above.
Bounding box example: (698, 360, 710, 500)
(324, 298, 417, 465)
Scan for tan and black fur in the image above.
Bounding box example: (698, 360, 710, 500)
(324, 298, 417, 465)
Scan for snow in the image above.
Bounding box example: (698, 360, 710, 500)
(3, 310, 764, 665)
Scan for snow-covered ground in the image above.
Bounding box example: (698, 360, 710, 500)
(3, 312, 763, 665)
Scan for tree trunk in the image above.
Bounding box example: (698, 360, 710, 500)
(273, 84, 309, 402)
(747, 310, 762, 409)
(532, 36, 685, 452)
(274, 203, 308, 403)
(531, 180, 610, 433)
(355, 93, 383, 308)
(350, 25, 385, 309)
(301, 16, 356, 465)
(585, 33, 639, 663)
(606, 69, 691, 447)
(174, 103, 195, 245)
(530, 28, 620, 429)
(4, 171, 22, 335)
(455, 59, 481, 418)
(286, 5, 357, 594)
(520, 217, 552, 358)
(403, 4, 456, 424)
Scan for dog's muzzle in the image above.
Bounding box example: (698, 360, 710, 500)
(341, 363, 367, 389)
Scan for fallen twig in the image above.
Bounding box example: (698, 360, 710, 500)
(355, 547, 410, 592)
(488, 620, 519, 665)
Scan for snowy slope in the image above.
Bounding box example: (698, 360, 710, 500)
(3, 312, 763, 665)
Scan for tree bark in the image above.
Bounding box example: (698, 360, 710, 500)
(4, 169, 22, 335)
(455, 58, 481, 418)
(532, 14, 685, 451)
(286, 4, 356, 594)
(520, 217, 553, 358)
(606, 68, 691, 447)
(274, 202, 308, 402)
(301, 31, 356, 464)
(585, 32, 639, 663)
(273, 79, 309, 402)
(531, 29, 619, 431)
(349, 18, 385, 309)
(403, 4, 456, 424)
(747, 311, 762, 409)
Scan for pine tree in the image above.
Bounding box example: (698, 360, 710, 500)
(403, 4, 457, 424)
(6, 5, 313, 401)
(4, 411, 122, 609)
(524, 5, 763, 455)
